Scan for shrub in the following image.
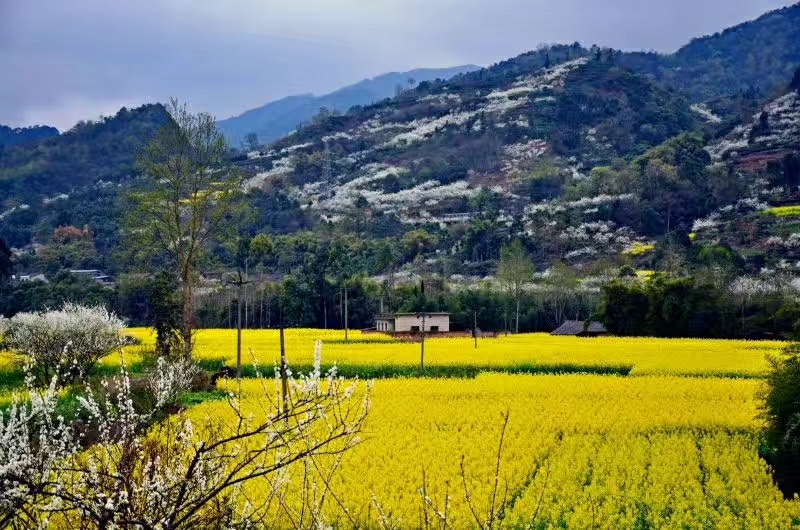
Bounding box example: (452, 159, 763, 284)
(760, 343, 800, 496)
(1, 341, 369, 528)
(762, 344, 800, 458)
(2, 303, 124, 385)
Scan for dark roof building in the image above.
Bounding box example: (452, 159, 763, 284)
(551, 320, 609, 337)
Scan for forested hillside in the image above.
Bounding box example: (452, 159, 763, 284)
(2, 4, 800, 338)
(0, 104, 170, 205)
(621, 2, 800, 101)
(254, 47, 695, 225)
(217, 65, 480, 147)
(0, 125, 59, 149)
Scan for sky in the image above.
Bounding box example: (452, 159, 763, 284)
(0, 0, 796, 131)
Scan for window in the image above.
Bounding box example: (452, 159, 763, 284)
(411, 326, 420, 332)
(430, 326, 439, 333)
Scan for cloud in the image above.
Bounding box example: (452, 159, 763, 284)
(0, 0, 794, 130)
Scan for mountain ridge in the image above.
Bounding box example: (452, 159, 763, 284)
(2, 3, 800, 277)
(620, 2, 800, 101)
(217, 65, 481, 147)
(0, 125, 59, 150)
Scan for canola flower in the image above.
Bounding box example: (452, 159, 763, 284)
(200, 373, 797, 528)
(126, 328, 783, 378)
(763, 205, 800, 218)
(623, 242, 655, 256)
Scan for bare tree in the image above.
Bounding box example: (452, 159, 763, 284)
(496, 241, 535, 333)
(543, 263, 579, 328)
(244, 132, 259, 152)
(1, 340, 369, 529)
(127, 99, 241, 357)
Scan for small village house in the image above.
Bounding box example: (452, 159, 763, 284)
(375, 312, 450, 333)
(551, 320, 609, 337)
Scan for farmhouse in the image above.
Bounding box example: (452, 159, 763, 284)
(551, 320, 609, 337)
(375, 313, 450, 333)
(69, 269, 114, 286)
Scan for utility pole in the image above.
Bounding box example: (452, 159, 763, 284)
(474, 310, 478, 349)
(279, 327, 289, 418)
(226, 271, 251, 380)
(344, 283, 349, 342)
(322, 140, 332, 184)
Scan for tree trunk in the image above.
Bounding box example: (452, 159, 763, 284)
(389, 267, 395, 312)
(181, 280, 194, 358)
(515, 297, 520, 334)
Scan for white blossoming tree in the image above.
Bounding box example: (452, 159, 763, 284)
(0, 374, 76, 528)
(2, 303, 125, 386)
(1, 335, 369, 529)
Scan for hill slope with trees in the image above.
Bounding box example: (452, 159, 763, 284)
(0, 125, 59, 150)
(217, 65, 481, 147)
(621, 2, 800, 102)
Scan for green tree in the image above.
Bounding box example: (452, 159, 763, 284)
(244, 132, 259, 152)
(375, 240, 399, 311)
(127, 99, 241, 357)
(0, 238, 12, 284)
(761, 344, 800, 487)
(791, 67, 800, 92)
(600, 281, 649, 336)
(249, 233, 275, 268)
(150, 271, 182, 357)
(496, 240, 534, 333)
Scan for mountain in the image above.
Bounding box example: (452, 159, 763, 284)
(0, 104, 170, 207)
(217, 65, 481, 147)
(0, 125, 59, 149)
(621, 2, 800, 102)
(3, 3, 800, 277)
(246, 47, 696, 227)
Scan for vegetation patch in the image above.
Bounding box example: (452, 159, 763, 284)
(202, 361, 634, 379)
(763, 205, 800, 218)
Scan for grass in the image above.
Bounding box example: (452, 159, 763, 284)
(198, 359, 635, 379)
(179, 390, 229, 406)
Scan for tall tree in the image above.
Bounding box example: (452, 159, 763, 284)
(326, 241, 356, 340)
(496, 240, 534, 333)
(244, 132, 259, 152)
(375, 240, 399, 312)
(127, 99, 241, 357)
(0, 238, 13, 284)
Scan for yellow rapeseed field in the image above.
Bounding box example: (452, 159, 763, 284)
(200, 373, 797, 528)
(125, 328, 783, 378)
(116, 329, 797, 527)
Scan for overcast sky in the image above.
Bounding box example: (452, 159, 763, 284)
(0, 0, 795, 131)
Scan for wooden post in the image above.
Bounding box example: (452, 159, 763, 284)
(419, 313, 426, 376)
(280, 327, 289, 416)
(229, 270, 251, 380)
(236, 279, 242, 380)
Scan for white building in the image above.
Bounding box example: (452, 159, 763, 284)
(375, 312, 450, 333)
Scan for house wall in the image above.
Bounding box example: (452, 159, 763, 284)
(375, 319, 395, 332)
(394, 314, 450, 333)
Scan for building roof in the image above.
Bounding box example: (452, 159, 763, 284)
(375, 312, 451, 319)
(550, 320, 608, 336)
(395, 312, 450, 316)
